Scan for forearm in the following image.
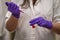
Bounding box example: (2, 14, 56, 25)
(6, 15, 19, 32)
(51, 22, 60, 34)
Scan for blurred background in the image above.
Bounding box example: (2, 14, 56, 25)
(0, 0, 60, 40)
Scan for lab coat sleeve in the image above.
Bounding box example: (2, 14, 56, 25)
(5, 11, 23, 40)
(4, 11, 12, 40)
(53, 0, 60, 23)
(0, 0, 7, 36)
(5, 11, 11, 23)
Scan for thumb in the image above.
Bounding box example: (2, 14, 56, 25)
(5, 2, 10, 6)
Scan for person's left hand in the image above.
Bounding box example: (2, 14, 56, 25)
(29, 17, 53, 29)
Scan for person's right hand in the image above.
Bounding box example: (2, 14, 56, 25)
(5, 2, 20, 18)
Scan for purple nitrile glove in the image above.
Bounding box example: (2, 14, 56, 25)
(5, 2, 20, 18)
(29, 17, 53, 29)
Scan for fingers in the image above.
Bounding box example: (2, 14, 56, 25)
(5, 2, 12, 7)
(29, 18, 39, 26)
(5, 2, 19, 9)
(29, 17, 44, 26)
(5, 2, 9, 6)
(10, 2, 15, 8)
(37, 20, 47, 27)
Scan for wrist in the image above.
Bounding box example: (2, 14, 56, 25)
(12, 13, 20, 19)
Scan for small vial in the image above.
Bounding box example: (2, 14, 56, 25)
(32, 25, 35, 28)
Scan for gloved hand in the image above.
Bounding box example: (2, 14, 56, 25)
(5, 2, 20, 18)
(29, 17, 53, 29)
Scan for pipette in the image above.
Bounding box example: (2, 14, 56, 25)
(11, 0, 35, 29)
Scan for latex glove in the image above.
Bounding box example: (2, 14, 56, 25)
(29, 17, 53, 29)
(5, 2, 20, 18)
